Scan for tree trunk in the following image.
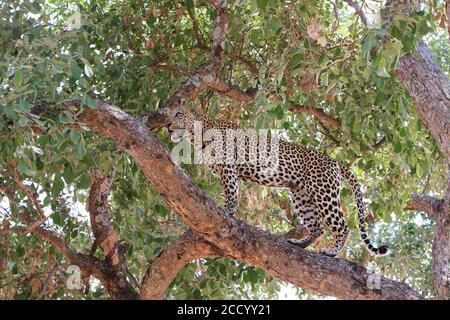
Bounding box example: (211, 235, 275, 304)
(395, 42, 450, 299)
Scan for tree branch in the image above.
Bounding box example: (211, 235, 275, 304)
(140, 229, 221, 300)
(86, 169, 135, 297)
(388, 1, 450, 299)
(343, 0, 369, 26)
(9, 213, 139, 299)
(289, 104, 342, 130)
(405, 194, 444, 219)
(1, 174, 139, 299)
(88, 169, 121, 265)
(395, 42, 450, 164)
(0, 164, 47, 233)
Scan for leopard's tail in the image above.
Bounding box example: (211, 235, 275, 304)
(339, 164, 390, 256)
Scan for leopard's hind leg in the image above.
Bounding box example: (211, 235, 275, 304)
(287, 189, 323, 248)
(318, 196, 349, 257)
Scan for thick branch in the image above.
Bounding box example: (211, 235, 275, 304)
(405, 194, 444, 219)
(144, 68, 255, 131)
(395, 42, 450, 164)
(140, 222, 309, 300)
(87, 169, 120, 264)
(389, 2, 450, 299)
(87, 169, 135, 296)
(140, 229, 221, 300)
(54, 100, 422, 300)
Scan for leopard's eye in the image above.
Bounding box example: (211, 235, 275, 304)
(175, 112, 182, 118)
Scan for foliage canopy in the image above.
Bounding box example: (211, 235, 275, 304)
(0, 0, 448, 299)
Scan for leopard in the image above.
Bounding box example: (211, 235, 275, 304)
(167, 107, 390, 257)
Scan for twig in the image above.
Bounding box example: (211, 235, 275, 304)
(344, 0, 369, 26)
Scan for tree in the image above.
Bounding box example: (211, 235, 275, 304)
(0, 0, 448, 299)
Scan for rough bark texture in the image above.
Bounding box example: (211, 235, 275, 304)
(406, 179, 450, 299)
(395, 43, 450, 164)
(86, 169, 135, 296)
(69, 101, 422, 300)
(432, 183, 450, 299)
(395, 42, 450, 299)
(140, 229, 221, 300)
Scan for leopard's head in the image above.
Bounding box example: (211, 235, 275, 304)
(167, 107, 196, 143)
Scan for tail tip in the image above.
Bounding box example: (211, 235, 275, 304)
(377, 245, 390, 256)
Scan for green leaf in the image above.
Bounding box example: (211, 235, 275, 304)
(361, 34, 373, 56)
(376, 57, 390, 78)
(18, 116, 28, 127)
(154, 203, 170, 217)
(13, 70, 23, 87)
(192, 288, 202, 299)
(267, 16, 282, 34)
(381, 41, 402, 60)
(35, 61, 45, 73)
(247, 267, 258, 283)
(52, 174, 64, 196)
(384, 211, 392, 223)
(77, 173, 91, 189)
(18, 160, 29, 174)
(16, 246, 25, 257)
(127, 245, 134, 258)
(267, 105, 284, 119)
(84, 96, 97, 108)
(184, 0, 194, 9)
(143, 55, 154, 65)
(257, 0, 269, 10)
(71, 64, 82, 80)
(19, 98, 31, 112)
(250, 29, 260, 44)
(69, 129, 80, 143)
(50, 212, 63, 226)
(63, 164, 74, 184)
(288, 53, 302, 69)
(77, 142, 86, 157)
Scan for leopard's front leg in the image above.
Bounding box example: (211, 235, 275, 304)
(220, 164, 238, 216)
